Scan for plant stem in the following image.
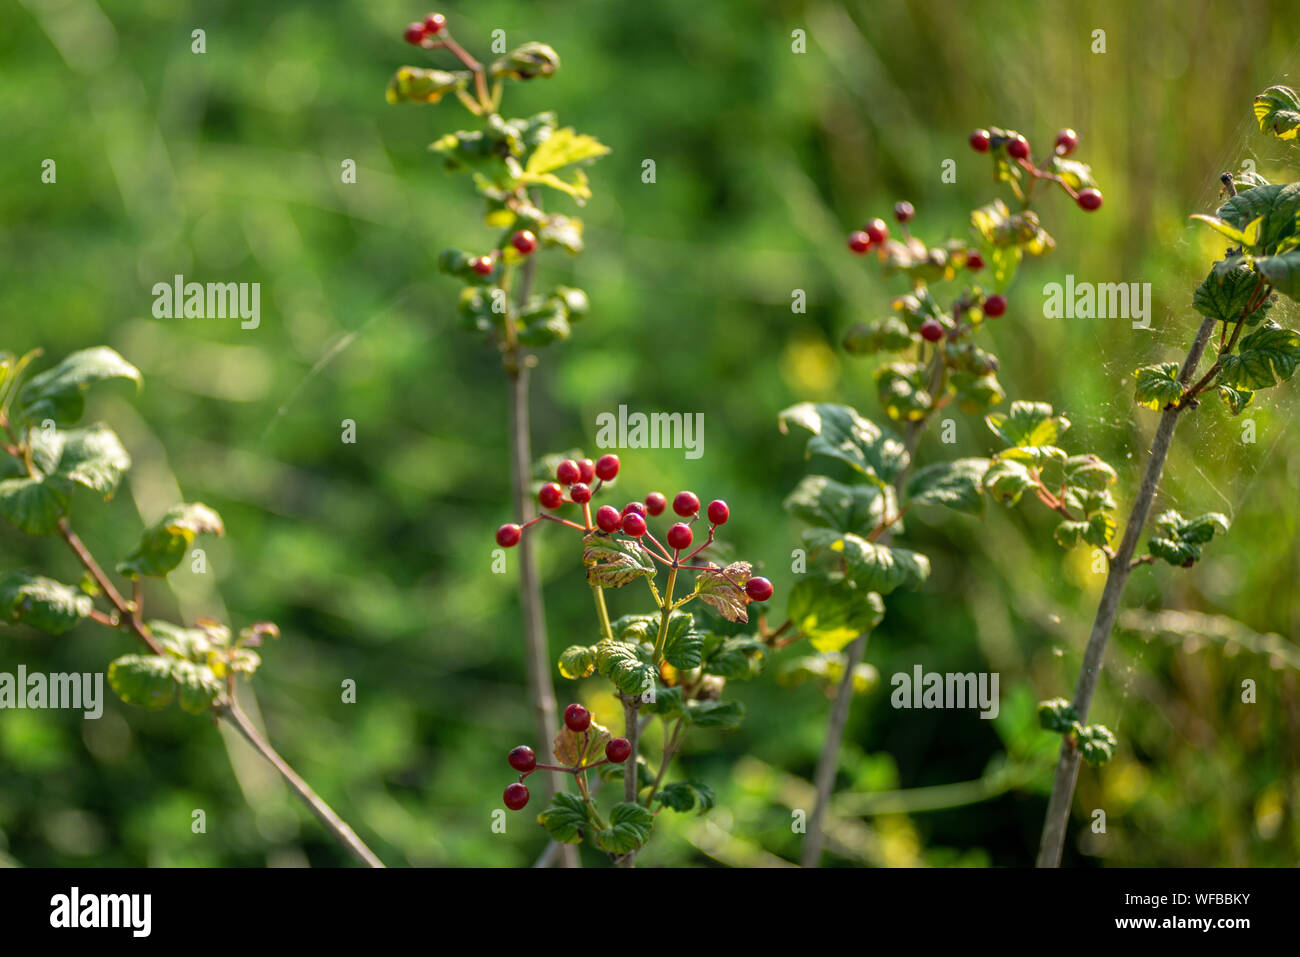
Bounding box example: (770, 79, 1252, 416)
(1035, 312, 1218, 867)
(618, 693, 641, 868)
(57, 518, 162, 655)
(215, 698, 384, 868)
(652, 567, 679, 662)
(801, 411, 929, 867)
(645, 718, 686, 807)
(592, 583, 615, 642)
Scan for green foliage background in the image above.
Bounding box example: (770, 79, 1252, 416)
(1, 0, 1297, 866)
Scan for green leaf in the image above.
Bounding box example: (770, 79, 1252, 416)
(538, 215, 585, 254)
(905, 458, 990, 516)
(150, 620, 221, 661)
(985, 400, 1070, 449)
(595, 641, 656, 697)
(1052, 520, 1089, 549)
(1147, 510, 1230, 566)
(842, 316, 914, 355)
(525, 127, 610, 176)
(654, 781, 716, 814)
(52, 425, 131, 498)
(1218, 322, 1300, 389)
(949, 370, 1005, 415)
(537, 792, 590, 844)
(0, 476, 68, 535)
(1254, 85, 1300, 140)
(1133, 362, 1185, 410)
(385, 66, 469, 105)
(783, 474, 890, 535)
(553, 719, 611, 767)
(1063, 454, 1118, 493)
(171, 660, 221, 715)
(778, 402, 909, 487)
(776, 652, 878, 695)
(0, 572, 93, 634)
(582, 534, 655, 588)
(982, 459, 1037, 505)
(558, 645, 597, 679)
(685, 699, 745, 730)
(1048, 155, 1096, 191)
(1218, 383, 1253, 415)
(1084, 511, 1117, 548)
(1216, 183, 1300, 254)
(16, 347, 141, 427)
(1253, 250, 1300, 301)
(490, 42, 561, 81)
(1078, 724, 1118, 766)
(610, 614, 656, 642)
(117, 503, 225, 578)
(874, 362, 933, 422)
(1037, 697, 1080, 733)
(803, 529, 930, 594)
(786, 576, 885, 653)
(595, 801, 654, 855)
(661, 611, 706, 669)
(692, 563, 752, 624)
(1189, 214, 1253, 247)
(107, 654, 176, 710)
(1193, 260, 1271, 322)
(702, 635, 765, 680)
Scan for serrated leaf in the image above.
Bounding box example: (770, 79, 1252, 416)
(842, 315, 914, 355)
(171, 659, 221, 714)
(905, 458, 990, 516)
(1219, 323, 1300, 389)
(52, 425, 131, 498)
(1084, 511, 1116, 548)
(385, 66, 470, 105)
(985, 400, 1070, 448)
(0, 572, 93, 634)
(1147, 510, 1230, 566)
(783, 474, 890, 535)
(778, 402, 909, 487)
(1216, 183, 1300, 255)
(558, 645, 597, 679)
(582, 534, 655, 588)
(118, 503, 225, 578)
(982, 459, 1037, 505)
(1193, 260, 1271, 322)
(595, 641, 657, 697)
(553, 719, 611, 768)
(659, 611, 705, 668)
(1218, 383, 1253, 415)
(1253, 250, 1300, 301)
(702, 635, 765, 681)
(1133, 362, 1185, 410)
(610, 614, 657, 642)
(654, 781, 716, 814)
(1063, 454, 1117, 492)
(525, 127, 610, 176)
(777, 652, 878, 695)
(150, 620, 217, 661)
(1037, 697, 1079, 733)
(490, 42, 560, 81)
(536, 792, 590, 844)
(949, 370, 1005, 414)
(107, 654, 175, 710)
(685, 699, 745, 730)
(693, 563, 752, 624)
(803, 529, 930, 594)
(595, 801, 654, 854)
(874, 362, 933, 422)
(1254, 85, 1300, 141)
(15, 347, 141, 427)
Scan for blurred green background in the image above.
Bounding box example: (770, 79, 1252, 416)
(1, 0, 1298, 867)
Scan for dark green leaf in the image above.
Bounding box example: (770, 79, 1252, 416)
(1254, 85, 1300, 141)
(52, 425, 131, 498)
(558, 645, 597, 679)
(661, 611, 705, 669)
(842, 316, 913, 355)
(1253, 250, 1300, 301)
(905, 458, 990, 516)
(783, 474, 890, 535)
(803, 529, 930, 594)
(107, 654, 175, 710)
(595, 641, 656, 697)
(982, 459, 1037, 505)
(118, 503, 225, 578)
(778, 403, 909, 487)
(595, 801, 653, 854)
(1193, 261, 1271, 323)
(16, 347, 141, 427)
(654, 781, 716, 814)
(685, 699, 745, 730)
(874, 362, 933, 422)
(1218, 323, 1300, 389)
(1133, 362, 1185, 410)
(1216, 183, 1300, 254)
(0, 572, 93, 634)
(0, 477, 68, 535)
(536, 792, 590, 844)
(786, 575, 885, 653)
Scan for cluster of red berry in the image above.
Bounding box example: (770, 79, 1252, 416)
(502, 703, 634, 811)
(468, 229, 538, 276)
(403, 12, 446, 45)
(496, 453, 773, 601)
(969, 126, 1103, 211)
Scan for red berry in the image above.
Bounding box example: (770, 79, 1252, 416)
(423, 13, 446, 34)
(504, 782, 530, 811)
(847, 231, 872, 254)
(1076, 188, 1103, 211)
(920, 319, 944, 342)
(470, 256, 494, 276)
(707, 500, 729, 525)
(556, 459, 581, 486)
(864, 218, 889, 244)
(595, 454, 620, 481)
(508, 745, 536, 773)
(403, 22, 427, 44)
(673, 491, 700, 517)
(621, 512, 647, 537)
(966, 252, 985, 271)
(596, 505, 622, 532)
(983, 294, 1008, 318)
(539, 482, 564, 509)
(745, 577, 774, 602)
(511, 230, 538, 255)
(970, 129, 992, 153)
(622, 501, 647, 518)
(894, 201, 914, 223)
(667, 523, 693, 551)
(570, 483, 592, 504)
(564, 703, 591, 733)
(496, 524, 521, 548)
(1054, 128, 1079, 155)
(577, 458, 596, 484)
(1007, 134, 1030, 160)
(645, 492, 667, 516)
(605, 737, 632, 763)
